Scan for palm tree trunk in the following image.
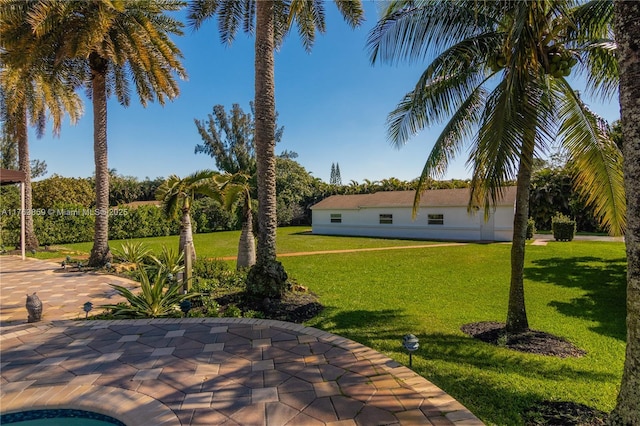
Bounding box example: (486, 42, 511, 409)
(179, 206, 196, 262)
(237, 195, 256, 269)
(506, 139, 535, 334)
(611, 2, 640, 423)
(245, 0, 289, 298)
(88, 55, 112, 267)
(254, 0, 278, 265)
(15, 105, 39, 251)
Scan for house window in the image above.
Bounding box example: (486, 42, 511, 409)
(330, 214, 342, 223)
(428, 214, 444, 225)
(379, 214, 393, 224)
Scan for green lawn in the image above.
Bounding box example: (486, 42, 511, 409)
(55, 227, 626, 425)
(58, 226, 438, 260)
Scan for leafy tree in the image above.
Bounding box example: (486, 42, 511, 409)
(109, 171, 144, 206)
(0, 131, 47, 178)
(24, 0, 187, 266)
(194, 103, 284, 268)
(611, 1, 640, 423)
(529, 166, 602, 232)
(369, 0, 624, 334)
(156, 170, 220, 261)
(188, 0, 364, 298)
(0, 1, 83, 250)
(32, 175, 94, 209)
(276, 157, 315, 225)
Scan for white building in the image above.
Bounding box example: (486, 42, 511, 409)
(311, 187, 517, 242)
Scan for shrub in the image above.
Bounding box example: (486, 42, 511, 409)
(192, 258, 247, 294)
(222, 304, 242, 318)
(193, 258, 230, 279)
(552, 213, 576, 242)
(36, 203, 95, 245)
(526, 218, 536, 240)
(109, 205, 179, 240)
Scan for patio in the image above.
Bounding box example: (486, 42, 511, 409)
(0, 256, 483, 425)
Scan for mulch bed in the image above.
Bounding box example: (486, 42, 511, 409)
(523, 401, 608, 425)
(462, 322, 606, 425)
(211, 290, 323, 324)
(460, 321, 586, 358)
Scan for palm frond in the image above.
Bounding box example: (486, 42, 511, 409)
(387, 58, 487, 148)
(368, 0, 504, 65)
(555, 80, 625, 235)
(412, 86, 486, 216)
(577, 40, 618, 101)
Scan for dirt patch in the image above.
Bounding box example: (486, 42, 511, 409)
(524, 400, 608, 425)
(461, 321, 586, 358)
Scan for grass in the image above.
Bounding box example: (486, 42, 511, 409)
(54, 226, 438, 261)
(37, 227, 627, 425)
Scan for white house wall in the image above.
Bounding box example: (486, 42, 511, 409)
(312, 205, 514, 242)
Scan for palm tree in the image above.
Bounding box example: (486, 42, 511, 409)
(368, 0, 624, 334)
(0, 2, 84, 250)
(156, 170, 219, 262)
(611, 2, 640, 423)
(188, 0, 364, 297)
(215, 172, 256, 269)
(24, 0, 186, 266)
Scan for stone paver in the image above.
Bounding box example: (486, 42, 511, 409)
(0, 255, 483, 425)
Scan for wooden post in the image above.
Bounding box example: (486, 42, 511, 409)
(183, 244, 192, 293)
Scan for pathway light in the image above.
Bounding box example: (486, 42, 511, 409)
(83, 301, 93, 318)
(403, 334, 420, 367)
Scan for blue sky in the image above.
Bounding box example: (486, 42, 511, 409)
(28, 2, 620, 184)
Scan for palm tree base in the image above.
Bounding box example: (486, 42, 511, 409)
(88, 247, 113, 267)
(246, 260, 289, 299)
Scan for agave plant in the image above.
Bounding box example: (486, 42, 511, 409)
(149, 245, 184, 276)
(102, 268, 197, 318)
(112, 241, 151, 265)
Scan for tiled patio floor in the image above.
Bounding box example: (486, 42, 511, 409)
(1, 256, 484, 425)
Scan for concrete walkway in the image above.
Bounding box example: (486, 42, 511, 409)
(0, 255, 483, 425)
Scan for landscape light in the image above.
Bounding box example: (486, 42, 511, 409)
(83, 301, 93, 318)
(402, 334, 420, 367)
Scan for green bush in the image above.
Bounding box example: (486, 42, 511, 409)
(109, 205, 179, 240)
(552, 213, 576, 241)
(193, 258, 230, 279)
(222, 304, 242, 318)
(192, 258, 247, 294)
(526, 218, 536, 240)
(36, 203, 95, 245)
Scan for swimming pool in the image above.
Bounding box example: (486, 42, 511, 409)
(0, 409, 126, 425)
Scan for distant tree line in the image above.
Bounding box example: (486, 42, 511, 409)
(0, 151, 609, 248)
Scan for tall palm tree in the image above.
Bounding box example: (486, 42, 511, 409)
(0, 2, 84, 250)
(188, 0, 364, 297)
(24, 0, 186, 266)
(155, 170, 219, 262)
(611, 1, 640, 423)
(368, 0, 624, 334)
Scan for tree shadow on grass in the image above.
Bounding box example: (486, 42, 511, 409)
(311, 307, 618, 424)
(524, 256, 627, 340)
